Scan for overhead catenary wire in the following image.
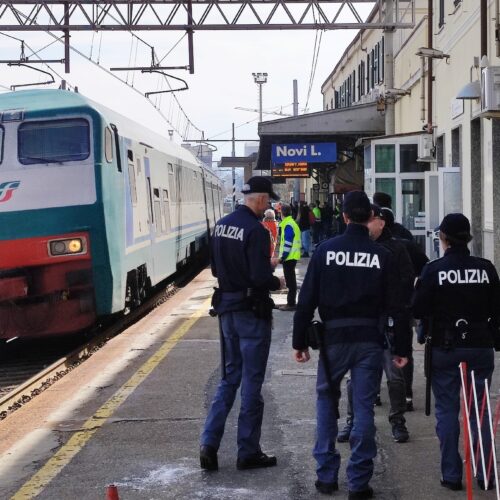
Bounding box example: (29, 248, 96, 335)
(1, 4, 203, 142)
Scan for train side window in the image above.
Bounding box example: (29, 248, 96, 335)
(162, 189, 171, 233)
(168, 163, 173, 174)
(128, 159, 138, 206)
(153, 187, 162, 234)
(0, 125, 3, 164)
(104, 127, 113, 163)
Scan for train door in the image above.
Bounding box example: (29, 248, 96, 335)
(127, 149, 149, 237)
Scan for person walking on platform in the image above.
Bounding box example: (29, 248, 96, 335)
(373, 192, 413, 241)
(297, 201, 311, 258)
(379, 206, 429, 412)
(338, 205, 414, 444)
(312, 202, 322, 246)
(412, 213, 500, 492)
(200, 176, 284, 472)
(293, 191, 409, 499)
(262, 208, 278, 257)
(275, 204, 301, 311)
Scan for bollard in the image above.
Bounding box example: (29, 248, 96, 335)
(106, 485, 120, 500)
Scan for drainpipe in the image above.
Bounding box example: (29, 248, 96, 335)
(420, 57, 426, 123)
(481, 0, 487, 58)
(496, 0, 500, 57)
(384, 0, 395, 135)
(427, 0, 433, 133)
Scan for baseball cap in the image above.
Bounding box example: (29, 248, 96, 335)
(371, 204, 386, 220)
(380, 207, 395, 226)
(241, 176, 280, 201)
(439, 213, 472, 242)
(343, 191, 372, 222)
(373, 192, 393, 209)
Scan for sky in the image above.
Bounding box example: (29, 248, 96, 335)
(0, 3, 374, 163)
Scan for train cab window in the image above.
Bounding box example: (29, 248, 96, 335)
(104, 127, 113, 163)
(18, 118, 90, 165)
(0, 125, 4, 164)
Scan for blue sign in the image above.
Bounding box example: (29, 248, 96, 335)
(271, 142, 337, 164)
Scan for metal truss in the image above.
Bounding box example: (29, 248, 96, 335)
(0, 1, 415, 31)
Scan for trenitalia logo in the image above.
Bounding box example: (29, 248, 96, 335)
(0, 181, 20, 203)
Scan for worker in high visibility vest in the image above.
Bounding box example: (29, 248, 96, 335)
(275, 203, 301, 311)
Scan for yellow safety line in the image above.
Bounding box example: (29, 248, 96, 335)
(11, 297, 212, 500)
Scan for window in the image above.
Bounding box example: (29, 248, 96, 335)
(375, 178, 396, 211)
(452, 127, 461, 168)
(367, 53, 371, 90)
(168, 162, 173, 173)
(105, 127, 113, 163)
(400, 144, 430, 173)
(380, 38, 385, 81)
(438, 0, 445, 27)
(162, 189, 171, 232)
(0, 125, 4, 164)
(128, 157, 137, 206)
(19, 118, 90, 165)
(375, 144, 395, 173)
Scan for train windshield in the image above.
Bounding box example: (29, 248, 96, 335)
(18, 118, 90, 165)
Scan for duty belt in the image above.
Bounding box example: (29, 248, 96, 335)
(324, 317, 379, 329)
(220, 290, 248, 300)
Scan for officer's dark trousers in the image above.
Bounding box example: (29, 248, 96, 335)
(315, 341, 383, 491)
(201, 310, 272, 459)
(283, 259, 297, 306)
(431, 347, 494, 483)
(345, 349, 406, 423)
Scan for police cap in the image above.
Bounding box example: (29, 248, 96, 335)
(241, 176, 280, 201)
(343, 191, 372, 223)
(439, 213, 473, 242)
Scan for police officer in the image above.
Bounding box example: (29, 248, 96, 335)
(275, 203, 301, 311)
(200, 176, 284, 471)
(412, 213, 500, 491)
(293, 191, 409, 499)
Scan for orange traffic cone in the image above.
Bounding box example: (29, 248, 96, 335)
(106, 485, 120, 500)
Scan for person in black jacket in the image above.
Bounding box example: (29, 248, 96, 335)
(293, 191, 409, 499)
(373, 192, 414, 241)
(338, 205, 414, 444)
(380, 206, 429, 410)
(297, 201, 312, 257)
(412, 213, 500, 491)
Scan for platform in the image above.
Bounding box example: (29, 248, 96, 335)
(0, 262, 498, 499)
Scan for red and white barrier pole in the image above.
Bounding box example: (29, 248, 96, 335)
(460, 362, 474, 499)
(471, 370, 488, 488)
(484, 379, 500, 499)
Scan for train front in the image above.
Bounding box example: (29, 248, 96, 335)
(0, 91, 101, 339)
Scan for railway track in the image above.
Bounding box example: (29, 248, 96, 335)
(0, 263, 204, 421)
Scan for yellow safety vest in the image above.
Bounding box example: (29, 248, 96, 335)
(279, 216, 301, 261)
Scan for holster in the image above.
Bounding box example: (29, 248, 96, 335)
(305, 320, 324, 350)
(209, 287, 221, 317)
(249, 293, 275, 320)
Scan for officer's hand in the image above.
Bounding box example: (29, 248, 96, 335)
(294, 349, 310, 363)
(271, 257, 280, 269)
(278, 276, 286, 289)
(392, 356, 408, 369)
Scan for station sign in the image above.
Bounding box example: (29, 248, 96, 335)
(271, 162, 309, 178)
(271, 142, 337, 164)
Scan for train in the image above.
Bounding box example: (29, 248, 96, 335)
(0, 89, 223, 340)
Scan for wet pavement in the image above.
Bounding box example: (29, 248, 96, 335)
(0, 263, 499, 499)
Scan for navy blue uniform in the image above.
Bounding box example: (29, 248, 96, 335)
(201, 205, 280, 459)
(293, 223, 407, 492)
(412, 246, 500, 485)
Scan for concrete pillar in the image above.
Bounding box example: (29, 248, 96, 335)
(492, 119, 500, 268)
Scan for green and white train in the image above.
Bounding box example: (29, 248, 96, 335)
(0, 89, 222, 339)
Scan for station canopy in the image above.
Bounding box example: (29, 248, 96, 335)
(255, 102, 385, 171)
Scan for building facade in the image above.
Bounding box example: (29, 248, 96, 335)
(321, 0, 500, 266)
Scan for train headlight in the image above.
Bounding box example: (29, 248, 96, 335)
(49, 237, 86, 256)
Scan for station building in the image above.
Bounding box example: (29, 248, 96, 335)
(322, 0, 500, 266)
(256, 1, 500, 268)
